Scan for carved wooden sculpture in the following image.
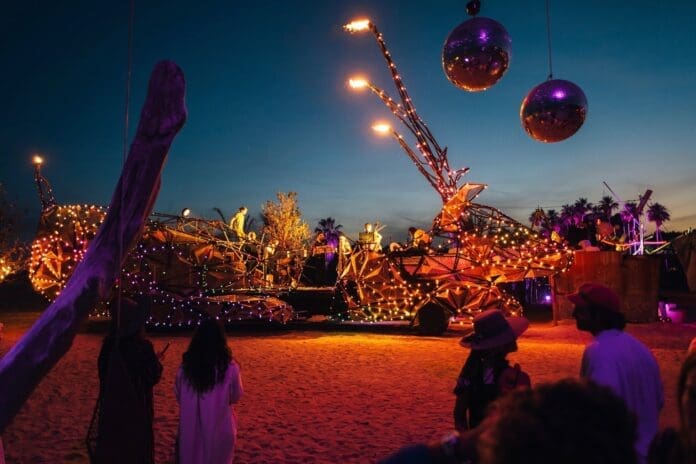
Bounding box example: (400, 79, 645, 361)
(0, 60, 187, 432)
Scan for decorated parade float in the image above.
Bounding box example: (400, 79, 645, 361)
(335, 13, 580, 333)
(3, 2, 687, 334)
(26, 156, 295, 329)
(14, 3, 583, 334)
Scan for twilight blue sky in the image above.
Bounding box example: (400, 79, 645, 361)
(1, 1, 695, 243)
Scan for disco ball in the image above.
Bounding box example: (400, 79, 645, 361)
(442, 17, 512, 92)
(520, 79, 588, 143)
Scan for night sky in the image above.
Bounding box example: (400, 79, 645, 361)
(1, 1, 695, 243)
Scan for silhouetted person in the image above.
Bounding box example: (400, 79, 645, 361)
(454, 309, 531, 431)
(566, 223, 588, 248)
(95, 297, 164, 463)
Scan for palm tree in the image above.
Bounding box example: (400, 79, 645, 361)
(546, 209, 561, 226)
(647, 203, 670, 241)
(620, 201, 638, 241)
(560, 204, 574, 228)
(315, 217, 343, 265)
(572, 198, 592, 226)
(315, 217, 343, 247)
(598, 195, 619, 221)
(590, 204, 604, 218)
(528, 207, 546, 230)
(620, 202, 638, 223)
(545, 209, 559, 230)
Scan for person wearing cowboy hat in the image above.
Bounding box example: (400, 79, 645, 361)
(568, 282, 663, 464)
(453, 309, 531, 432)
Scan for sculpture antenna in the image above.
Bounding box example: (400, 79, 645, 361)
(345, 20, 466, 202)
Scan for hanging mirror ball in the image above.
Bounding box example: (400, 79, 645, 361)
(442, 17, 512, 92)
(520, 79, 588, 143)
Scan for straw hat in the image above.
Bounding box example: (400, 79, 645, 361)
(460, 309, 530, 350)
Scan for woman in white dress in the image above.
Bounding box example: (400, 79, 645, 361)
(175, 319, 243, 463)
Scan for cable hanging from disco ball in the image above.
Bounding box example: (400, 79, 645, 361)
(442, 0, 512, 92)
(520, 0, 588, 142)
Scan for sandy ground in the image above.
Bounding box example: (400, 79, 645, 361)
(1, 312, 695, 464)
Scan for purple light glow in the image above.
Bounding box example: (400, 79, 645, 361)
(520, 79, 588, 143)
(442, 16, 511, 92)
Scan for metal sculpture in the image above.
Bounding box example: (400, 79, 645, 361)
(342, 19, 573, 330)
(120, 214, 293, 328)
(26, 201, 294, 328)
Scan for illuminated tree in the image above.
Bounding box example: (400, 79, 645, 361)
(647, 202, 670, 241)
(315, 217, 343, 248)
(261, 192, 310, 253)
(620, 201, 638, 223)
(315, 217, 343, 268)
(620, 201, 639, 242)
(0, 183, 27, 282)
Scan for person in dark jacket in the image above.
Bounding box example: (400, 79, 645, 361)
(453, 309, 530, 431)
(94, 297, 165, 464)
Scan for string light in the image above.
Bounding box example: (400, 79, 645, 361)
(343, 17, 575, 321)
(28, 204, 106, 299)
(29, 205, 294, 328)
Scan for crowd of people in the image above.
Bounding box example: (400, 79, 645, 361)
(84, 280, 696, 464)
(382, 282, 695, 464)
(549, 215, 627, 251)
(2, 279, 694, 463)
(224, 204, 448, 289)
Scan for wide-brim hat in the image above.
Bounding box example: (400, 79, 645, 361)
(460, 309, 530, 350)
(566, 282, 621, 313)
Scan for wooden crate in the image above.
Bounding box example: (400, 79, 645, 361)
(551, 251, 660, 323)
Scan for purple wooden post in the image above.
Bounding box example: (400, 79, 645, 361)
(0, 61, 187, 432)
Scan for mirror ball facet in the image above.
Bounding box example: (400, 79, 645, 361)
(442, 17, 512, 92)
(520, 79, 588, 143)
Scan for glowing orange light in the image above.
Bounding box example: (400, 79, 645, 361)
(348, 77, 369, 90)
(344, 19, 370, 32)
(371, 122, 392, 134)
(32, 155, 44, 166)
